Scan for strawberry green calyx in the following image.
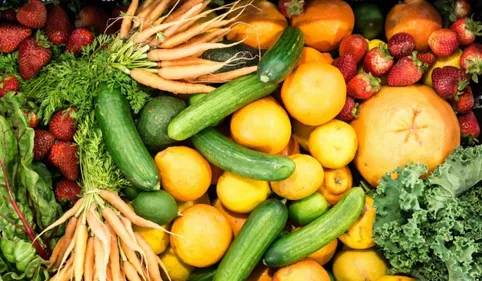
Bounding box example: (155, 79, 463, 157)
(379, 43, 393, 59)
(34, 30, 51, 49)
(465, 17, 482, 35)
(351, 102, 359, 119)
(411, 51, 428, 73)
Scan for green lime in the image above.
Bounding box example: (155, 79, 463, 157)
(354, 3, 384, 40)
(288, 193, 329, 226)
(123, 187, 140, 201)
(132, 190, 178, 226)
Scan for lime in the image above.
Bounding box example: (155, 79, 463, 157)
(132, 190, 178, 226)
(289, 192, 329, 225)
(123, 186, 140, 201)
(354, 3, 384, 40)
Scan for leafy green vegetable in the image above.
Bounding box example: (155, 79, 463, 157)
(373, 145, 482, 281)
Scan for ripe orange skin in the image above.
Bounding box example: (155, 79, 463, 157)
(213, 199, 249, 237)
(273, 259, 331, 281)
(318, 166, 353, 206)
(297, 47, 334, 66)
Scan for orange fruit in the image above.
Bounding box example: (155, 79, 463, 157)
(339, 196, 376, 249)
(308, 239, 339, 266)
(170, 204, 232, 267)
(247, 264, 276, 281)
(277, 134, 301, 156)
(282, 62, 346, 126)
(351, 85, 460, 187)
(291, 0, 355, 52)
(213, 199, 249, 237)
(297, 47, 334, 66)
(318, 166, 353, 206)
(273, 259, 330, 281)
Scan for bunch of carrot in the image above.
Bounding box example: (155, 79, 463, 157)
(116, 0, 259, 93)
(43, 190, 172, 281)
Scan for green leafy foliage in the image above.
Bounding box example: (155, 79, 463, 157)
(373, 145, 482, 281)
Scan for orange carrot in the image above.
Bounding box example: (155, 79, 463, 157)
(86, 207, 111, 273)
(157, 256, 171, 281)
(123, 261, 142, 281)
(180, 28, 230, 48)
(131, 68, 216, 93)
(102, 208, 142, 254)
(146, 0, 171, 25)
(149, 41, 241, 60)
(163, 2, 207, 37)
(51, 257, 74, 281)
(106, 223, 122, 281)
(138, 0, 155, 11)
(120, 240, 146, 279)
(159, 57, 217, 67)
(120, 0, 140, 38)
(49, 236, 65, 268)
(134, 233, 162, 281)
(74, 223, 88, 281)
(190, 65, 258, 83)
(133, 0, 159, 29)
(107, 263, 113, 281)
(158, 60, 229, 80)
(54, 217, 78, 269)
(56, 218, 82, 273)
(119, 216, 136, 242)
(36, 198, 84, 240)
(84, 237, 95, 281)
(164, 0, 204, 23)
(159, 15, 222, 48)
(94, 236, 106, 281)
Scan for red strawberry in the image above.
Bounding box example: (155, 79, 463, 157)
(0, 9, 17, 22)
(336, 96, 358, 122)
(278, 0, 304, 18)
(33, 130, 55, 161)
(387, 32, 416, 59)
(48, 141, 79, 181)
(18, 34, 52, 80)
(0, 22, 32, 53)
(347, 72, 381, 100)
(16, 0, 47, 29)
(45, 4, 74, 46)
(75, 6, 109, 34)
(454, 0, 471, 19)
(363, 44, 394, 77)
(55, 179, 81, 206)
(0, 75, 20, 97)
(49, 108, 78, 141)
(66, 28, 94, 54)
(458, 110, 480, 141)
(450, 18, 482, 46)
(431, 66, 469, 99)
(428, 29, 459, 57)
(387, 52, 426, 86)
(339, 34, 368, 63)
(460, 43, 482, 82)
(24, 111, 40, 128)
(450, 86, 474, 114)
(332, 54, 357, 82)
(416, 52, 436, 69)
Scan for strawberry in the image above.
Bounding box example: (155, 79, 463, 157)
(454, 0, 471, 19)
(33, 130, 55, 161)
(387, 52, 426, 86)
(18, 33, 52, 80)
(339, 34, 369, 63)
(363, 44, 394, 77)
(450, 18, 482, 46)
(347, 72, 381, 100)
(55, 179, 81, 206)
(75, 6, 109, 34)
(336, 96, 358, 122)
(460, 43, 482, 82)
(0, 9, 17, 22)
(66, 28, 94, 54)
(416, 52, 436, 69)
(431, 66, 469, 99)
(278, 0, 304, 18)
(0, 22, 32, 53)
(45, 4, 74, 46)
(49, 108, 78, 141)
(24, 111, 39, 128)
(0, 75, 20, 97)
(16, 0, 47, 29)
(332, 54, 357, 82)
(387, 32, 416, 59)
(48, 141, 79, 181)
(428, 29, 459, 57)
(458, 110, 480, 141)
(450, 86, 474, 114)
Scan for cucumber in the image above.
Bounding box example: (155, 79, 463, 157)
(95, 83, 160, 191)
(168, 74, 279, 141)
(189, 94, 224, 127)
(289, 192, 329, 225)
(214, 199, 288, 281)
(192, 127, 295, 181)
(188, 266, 217, 281)
(263, 187, 366, 267)
(201, 40, 263, 74)
(258, 26, 304, 84)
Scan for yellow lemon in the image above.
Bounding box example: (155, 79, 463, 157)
(376, 276, 415, 281)
(368, 39, 385, 50)
(217, 172, 271, 213)
(160, 247, 194, 281)
(292, 119, 316, 152)
(177, 193, 211, 213)
(133, 224, 170, 255)
(422, 48, 462, 87)
(332, 248, 388, 281)
(339, 196, 376, 249)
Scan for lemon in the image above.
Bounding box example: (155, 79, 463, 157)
(160, 247, 194, 281)
(292, 119, 316, 152)
(177, 192, 211, 213)
(217, 172, 271, 213)
(332, 248, 388, 281)
(368, 39, 385, 50)
(422, 48, 462, 87)
(133, 224, 170, 255)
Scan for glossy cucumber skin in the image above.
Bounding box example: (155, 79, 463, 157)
(168, 74, 279, 141)
(191, 127, 295, 181)
(258, 26, 304, 84)
(263, 187, 366, 267)
(214, 199, 288, 281)
(95, 83, 160, 191)
(187, 266, 217, 281)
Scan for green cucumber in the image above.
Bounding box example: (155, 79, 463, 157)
(201, 40, 263, 74)
(289, 192, 329, 226)
(192, 127, 295, 181)
(258, 26, 304, 84)
(168, 74, 278, 141)
(95, 83, 160, 191)
(263, 187, 365, 267)
(188, 266, 217, 281)
(214, 199, 288, 281)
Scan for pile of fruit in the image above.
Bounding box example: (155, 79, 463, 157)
(0, 0, 482, 281)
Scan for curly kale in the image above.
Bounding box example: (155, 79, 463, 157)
(373, 146, 482, 281)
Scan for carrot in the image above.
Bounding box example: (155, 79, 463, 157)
(157, 256, 171, 281)
(36, 198, 84, 241)
(138, 0, 155, 11)
(107, 224, 122, 281)
(120, 240, 146, 280)
(56, 218, 82, 273)
(74, 223, 88, 281)
(159, 57, 217, 67)
(145, 0, 171, 25)
(159, 15, 222, 48)
(180, 28, 230, 48)
(94, 236, 107, 281)
(120, 0, 140, 38)
(84, 237, 95, 281)
(86, 207, 111, 273)
(149, 40, 241, 60)
(54, 217, 78, 269)
(123, 261, 142, 281)
(131, 68, 215, 94)
(49, 236, 65, 268)
(102, 208, 143, 254)
(163, 2, 207, 38)
(164, 0, 204, 23)
(158, 60, 231, 80)
(133, 0, 159, 29)
(190, 65, 258, 83)
(51, 257, 74, 281)
(107, 263, 113, 281)
(119, 216, 136, 242)
(134, 233, 163, 281)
